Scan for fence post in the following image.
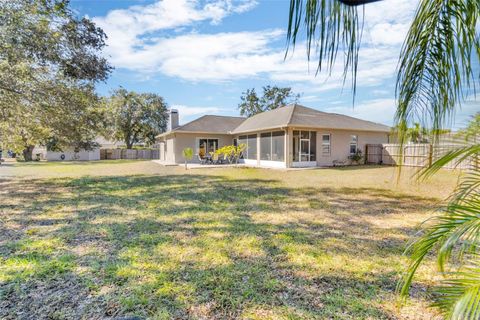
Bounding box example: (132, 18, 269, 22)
(428, 144, 433, 167)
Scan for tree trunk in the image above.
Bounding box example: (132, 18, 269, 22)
(185, 160, 188, 170)
(22, 145, 34, 161)
(126, 141, 133, 149)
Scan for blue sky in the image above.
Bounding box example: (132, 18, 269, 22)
(71, 0, 478, 128)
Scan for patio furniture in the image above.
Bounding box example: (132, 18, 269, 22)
(211, 153, 220, 164)
(198, 154, 207, 165)
(204, 153, 213, 164)
(222, 153, 230, 164)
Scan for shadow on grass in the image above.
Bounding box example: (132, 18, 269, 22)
(0, 174, 438, 319)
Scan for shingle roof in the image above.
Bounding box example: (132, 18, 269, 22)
(231, 104, 390, 134)
(157, 104, 390, 138)
(158, 115, 245, 137)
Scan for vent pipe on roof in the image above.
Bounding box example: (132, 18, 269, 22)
(168, 109, 179, 131)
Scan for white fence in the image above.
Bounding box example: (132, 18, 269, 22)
(34, 149, 101, 161)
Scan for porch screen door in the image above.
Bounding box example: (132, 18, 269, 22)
(300, 137, 310, 161)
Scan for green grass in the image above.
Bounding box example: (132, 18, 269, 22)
(0, 161, 460, 319)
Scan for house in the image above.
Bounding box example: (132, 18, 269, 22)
(156, 104, 390, 168)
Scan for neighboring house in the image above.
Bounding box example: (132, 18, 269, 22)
(156, 104, 390, 168)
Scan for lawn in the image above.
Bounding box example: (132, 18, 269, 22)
(0, 161, 460, 319)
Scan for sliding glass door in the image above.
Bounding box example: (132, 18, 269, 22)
(198, 138, 218, 158)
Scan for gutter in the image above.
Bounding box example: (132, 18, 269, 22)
(232, 125, 390, 135)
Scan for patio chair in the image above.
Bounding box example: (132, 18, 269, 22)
(222, 153, 230, 164)
(197, 154, 207, 165)
(211, 153, 219, 164)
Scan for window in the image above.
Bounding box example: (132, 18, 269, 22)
(310, 132, 316, 161)
(293, 130, 316, 162)
(260, 131, 285, 161)
(247, 134, 257, 160)
(271, 131, 285, 161)
(238, 134, 257, 160)
(322, 134, 331, 156)
(198, 138, 218, 158)
(349, 135, 358, 154)
(260, 133, 271, 160)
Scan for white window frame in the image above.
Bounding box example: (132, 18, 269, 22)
(349, 135, 358, 155)
(196, 137, 218, 156)
(322, 134, 331, 156)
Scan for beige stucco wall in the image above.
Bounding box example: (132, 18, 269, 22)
(162, 132, 234, 164)
(315, 129, 388, 166)
(158, 128, 388, 167)
(286, 128, 388, 167)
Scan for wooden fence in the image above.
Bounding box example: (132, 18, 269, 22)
(365, 143, 476, 169)
(100, 149, 159, 160)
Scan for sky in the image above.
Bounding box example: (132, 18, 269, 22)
(71, 0, 479, 128)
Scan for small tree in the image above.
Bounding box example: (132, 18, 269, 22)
(182, 147, 193, 170)
(233, 143, 246, 165)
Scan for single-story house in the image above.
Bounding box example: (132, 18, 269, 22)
(156, 104, 390, 168)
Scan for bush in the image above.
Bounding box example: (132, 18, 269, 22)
(348, 150, 363, 163)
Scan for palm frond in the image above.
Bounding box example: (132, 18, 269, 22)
(399, 171, 480, 296)
(286, 0, 364, 97)
(449, 168, 480, 204)
(419, 144, 480, 180)
(433, 258, 480, 320)
(395, 0, 480, 136)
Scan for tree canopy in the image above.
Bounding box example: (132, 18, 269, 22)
(0, 0, 111, 95)
(0, 81, 103, 160)
(0, 0, 112, 160)
(106, 88, 169, 149)
(238, 85, 300, 117)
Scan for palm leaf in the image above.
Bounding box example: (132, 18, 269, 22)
(419, 144, 480, 180)
(396, 0, 480, 136)
(433, 259, 480, 320)
(286, 0, 363, 98)
(399, 170, 480, 296)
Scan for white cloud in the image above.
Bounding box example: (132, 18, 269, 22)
(171, 104, 221, 122)
(94, 0, 419, 94)
(149, 30, 284, 80)
(325, 98, 397, 125)
(94, 0, 259, 67)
